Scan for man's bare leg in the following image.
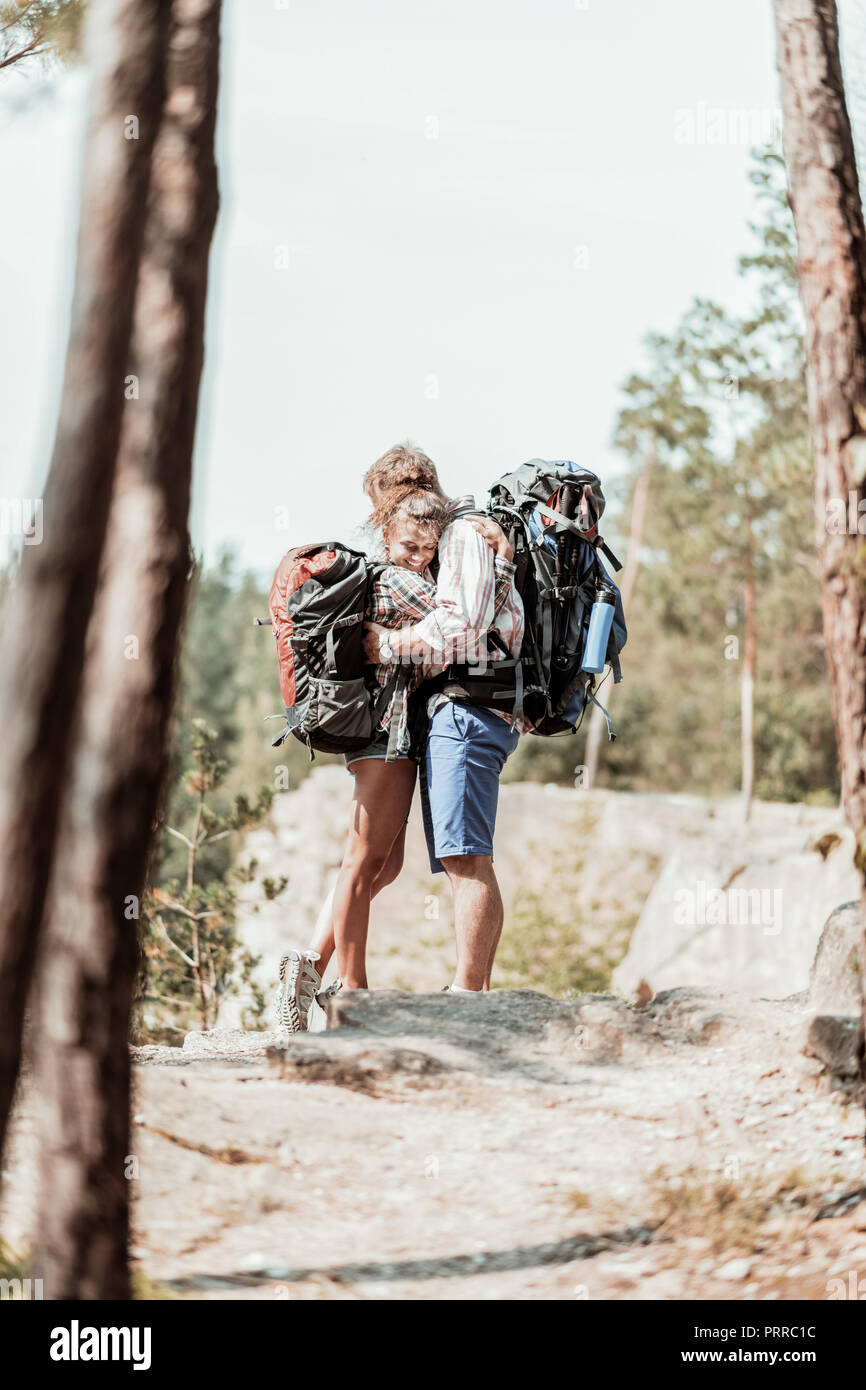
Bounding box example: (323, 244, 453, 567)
(483, 909, 502, 991)
(441, 853, 504, 992)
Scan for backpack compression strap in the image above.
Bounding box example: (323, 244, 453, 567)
(485, 631, 524, 729)
(586, 687, 616, 740)
(530, 499, 623, 572)
(370, 666, 413, 762)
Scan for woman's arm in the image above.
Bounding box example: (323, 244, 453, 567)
(365, 546, 520, 666)
(369, 520, 496, 665)
(368, 565, 439, 628)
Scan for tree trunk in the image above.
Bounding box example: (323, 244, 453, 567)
(742, 505, 756, 822)
(774, 0, 866, 1085)
(584, 440, 654, 787)
(33, 0, 222, 1299)
(0, 0, 171, 1166)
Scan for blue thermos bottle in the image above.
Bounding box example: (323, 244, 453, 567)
(582, 583, 616, 674)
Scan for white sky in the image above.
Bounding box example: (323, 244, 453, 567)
(1, 0, 863, 578)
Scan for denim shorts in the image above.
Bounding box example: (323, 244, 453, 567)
(343, 692, 429, 773)
(419, 699, 519, 873)
(344, 729, 417, 773)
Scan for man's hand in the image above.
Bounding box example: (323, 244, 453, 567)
(363, 622, 394, 664)
(470, 516, 514, 563)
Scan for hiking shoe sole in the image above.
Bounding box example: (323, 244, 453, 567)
(272, 950, 322, 1034)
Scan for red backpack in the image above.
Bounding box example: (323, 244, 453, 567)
(264, 543, 376, 756)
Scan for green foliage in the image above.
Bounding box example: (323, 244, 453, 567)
(0, 1, 84, 73)
(493, 886, 620, 997)
(156, 551, 331, 887)
(132, 547, 338, 1041)
(0, 1236, 28, 1282)
(515, 146, 837, 803)
(138, 720, 284, 1039)
(132, 1271, 177, 1301)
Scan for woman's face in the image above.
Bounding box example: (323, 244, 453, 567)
(385, 519, 438, 573)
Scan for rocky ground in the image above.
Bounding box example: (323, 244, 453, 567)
(215, 775, 860, 1022)
(5, 983, 862, 1301)
(3, 784, 863, 1301)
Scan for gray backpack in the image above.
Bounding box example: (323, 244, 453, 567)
(263, 542, 381, 757)
(443, 460, 627, 738)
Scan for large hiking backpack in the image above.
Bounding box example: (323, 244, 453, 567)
(264, 542, 378, 756)
(445, 459, 627, 738)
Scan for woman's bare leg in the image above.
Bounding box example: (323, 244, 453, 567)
(307, 884, 337, 973)
(309, 821, 409, 975)
(328, 759, 417, 989)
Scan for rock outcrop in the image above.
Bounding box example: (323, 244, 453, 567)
(792, 900, 864, 1083)
(224, 777, 859, 1019)
(809, 900, 863, 1015)
(801, 1013, 860, 1079)
(4, 983, 863, 1301)
(612, 808, 861, 1000)
(110, 986, 866, 1299)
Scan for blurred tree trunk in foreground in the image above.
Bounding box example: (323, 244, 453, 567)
(0, 0, 170, 1165)
(33, 0, 222, 1298)
(584, 440, 654, 787)
(741, 496, 756, 822)
(774, 0, 866, 1088)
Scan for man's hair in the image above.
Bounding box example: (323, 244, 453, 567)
(363, 444, 442, 500)
(371, 486, 450, 541)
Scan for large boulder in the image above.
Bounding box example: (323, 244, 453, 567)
(613, 817, 861, 1000)
(800, 1013, 860, 1078)
(153, 986, 792, 1096)
(808, 900, 863, 1015)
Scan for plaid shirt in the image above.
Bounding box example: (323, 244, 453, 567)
(369, 496, 526, 752)
(370, 551, 519, 752)
(410, 498, 524, 666)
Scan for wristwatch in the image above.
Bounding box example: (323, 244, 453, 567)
(380, 636, 395, 662)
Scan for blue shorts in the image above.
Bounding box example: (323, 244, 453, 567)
(420, 700, 519, 873)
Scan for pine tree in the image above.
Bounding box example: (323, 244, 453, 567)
(0, 0, 171, 1172)
(141, 721, 280, 1036)
(774, 0, 866, 1092)
(0, 1, 84, 73)
(31, 0, 220, 1299)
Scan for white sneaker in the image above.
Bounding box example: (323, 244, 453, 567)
(272, 950, 322, 1034)
(307, 978, 343, 1034)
